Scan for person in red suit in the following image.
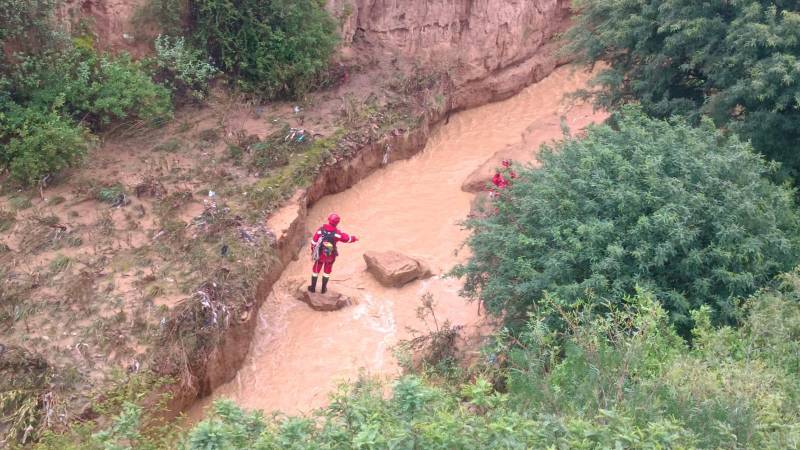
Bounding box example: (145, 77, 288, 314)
(308, 213, 359, 293)
(490, 159, 517, 197)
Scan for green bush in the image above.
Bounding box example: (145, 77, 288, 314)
(502, 284, 800, 449)
(189, 0, 339, 98)
(1, 43, 172, 185)
(153, 34, 217, 101)
(455, 107, 800, 332)
(0, 0, 60, 50)
(567, 0, 800, 181)
(0, 103, 91, 185)
(135, 0, 187, 36)
(9, 47, 173, 129)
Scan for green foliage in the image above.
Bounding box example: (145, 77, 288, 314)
(153, 35, 217, 101)
(9, 47, 173, 129)
(0, 208, 14, 231)
(189, 0, 339, 98)
(91, 402, 144, 450)
(248, 131, 338, 213)
(567, 0, 800, 180)
(455, 107, 800, 332)
(135, 0, 187, 36)
(95, 184, 127, 204)
(0, 104, 91, 185)
(169, 283, 800, 449)
(1, 43, 172, 185)
(0, 0, 60, 50)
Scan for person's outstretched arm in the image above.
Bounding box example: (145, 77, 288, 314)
(336, 231, 358, 243)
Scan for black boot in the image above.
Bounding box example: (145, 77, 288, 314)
(308, 275, 318, 293)
(321, 277, 329, 294)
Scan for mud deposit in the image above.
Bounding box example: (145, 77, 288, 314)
(189, 65, 607, 418)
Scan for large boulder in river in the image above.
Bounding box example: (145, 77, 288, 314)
(363, 251, 433, 287)
(290, 278, 351, 311)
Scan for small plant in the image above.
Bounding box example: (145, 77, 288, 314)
(95, 184, 127, 205)
(49, 254, 71, 273)
(226, 144, 244, 165)
(250, 141, 290, 171)
(0, 209, 15, 232)
(153, 34, 217, 101)
(8, 196, 32, 210)
(397, 293, 464, 374)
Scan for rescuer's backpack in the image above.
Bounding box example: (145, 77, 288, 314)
(312, 227, 338, 261)
(319, 228, 337, 256)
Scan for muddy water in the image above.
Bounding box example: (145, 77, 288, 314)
(189, 66, 606, 418)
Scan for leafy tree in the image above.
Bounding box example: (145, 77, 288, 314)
(188, 0, 339, 98)
(455, 107, 800, 332)
(567, 0, 800, 180)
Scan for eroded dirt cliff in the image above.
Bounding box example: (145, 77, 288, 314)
(333, 0, 570, 105)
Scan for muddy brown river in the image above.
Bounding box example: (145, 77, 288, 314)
(188, 65, 606, 418)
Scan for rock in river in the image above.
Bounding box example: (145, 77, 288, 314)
(363, 251, 433, 287)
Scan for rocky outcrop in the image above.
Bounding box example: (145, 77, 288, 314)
(332, 0, 571, 108)
(363, 251, 433, 287)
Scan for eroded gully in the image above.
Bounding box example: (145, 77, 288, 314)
(188, 65, 607, 418)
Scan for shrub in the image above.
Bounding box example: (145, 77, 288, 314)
(567, 0, 800, 181)
(153, 34, 217, 101)
(135, 0, 187, 36)
(1, 104, 91, 185)
(0, 0, 61, 51)
(455, 107, 800, 332)
(502, 286, 800, 449)
(9, 47, 173, 129)
(189, 0, 339, 98)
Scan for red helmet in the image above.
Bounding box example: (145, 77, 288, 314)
(327, 213, 340, 226)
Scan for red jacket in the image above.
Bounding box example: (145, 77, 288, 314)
(311, 224, 357, 256)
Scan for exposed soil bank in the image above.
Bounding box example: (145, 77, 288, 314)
(186, 65, 607, 417)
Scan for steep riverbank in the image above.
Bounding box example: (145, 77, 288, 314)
(187, 65, 607, 417)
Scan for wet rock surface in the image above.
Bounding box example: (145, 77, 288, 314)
(290, 278, 352, 311)
(363, 251, 433, 287)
